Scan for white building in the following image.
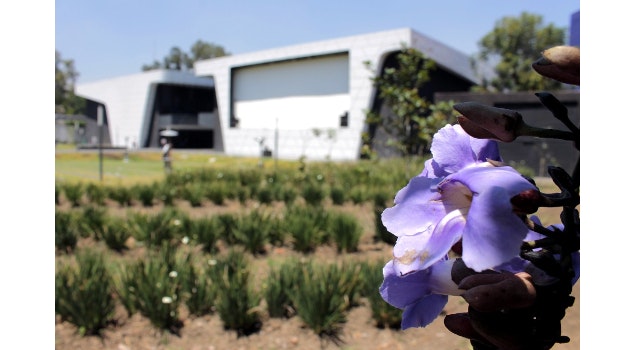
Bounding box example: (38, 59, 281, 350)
(76, 27, 487, 160)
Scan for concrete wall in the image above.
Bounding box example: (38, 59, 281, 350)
(76, 70, 214, 149)
(194, 28, 481, 161)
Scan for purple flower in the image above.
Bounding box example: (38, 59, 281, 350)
(380, 258, 462, 329)
(422, 124, 502, 178)
(382, 124, 537, 274)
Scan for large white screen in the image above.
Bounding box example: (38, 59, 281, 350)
(232, 53, 350, 130)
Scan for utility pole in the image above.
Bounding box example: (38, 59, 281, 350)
(274, 117, 279, 170)
(98, 105, 104, 181)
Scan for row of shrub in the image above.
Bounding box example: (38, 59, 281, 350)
(56, 177, 396, 209)
(56, 245, 402, 340)
(55, 205, 395, 256)
(54, 157, 423, 209)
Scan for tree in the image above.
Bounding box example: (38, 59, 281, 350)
(142, 40, 230, 72)
(55, 50, 85, 115)
(475, 12, 566, 92)
(363, 45, 456, 157)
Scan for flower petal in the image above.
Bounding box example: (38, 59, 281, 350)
(401, 294, 448, 329)
(461, 186, 531, 272)
(380, 260, 433, 309)
(382, 175, 444, 237)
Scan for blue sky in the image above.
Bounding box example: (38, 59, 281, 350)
(56, 0, 580, 84)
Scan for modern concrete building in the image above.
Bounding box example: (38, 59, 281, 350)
(75, 28, 488, 160)
(76, 69, 216, 150)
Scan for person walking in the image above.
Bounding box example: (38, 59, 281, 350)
(160, 138, 173, 174)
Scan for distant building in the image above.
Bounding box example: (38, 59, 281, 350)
(75, 28, 489, 160)
(76, 70, 216, 150)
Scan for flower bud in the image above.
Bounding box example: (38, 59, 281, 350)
(532, 46, 580, 85)
(454, 102, 523, 142)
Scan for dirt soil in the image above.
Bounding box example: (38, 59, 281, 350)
(55, 199, 580, 350)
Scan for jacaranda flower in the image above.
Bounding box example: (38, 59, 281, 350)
(382, 124, 538, 274)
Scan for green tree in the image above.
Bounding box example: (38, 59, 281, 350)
(363, 45, 457, 157)
(475, 12, 566, 92)
(55, 50, 85, 114)
(142, 40, 230, 72)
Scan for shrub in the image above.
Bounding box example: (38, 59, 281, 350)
(302, 182, 326, 206)
(183, 184, 205, 207)
(102, 219, 130, 252)
(232, 210, 274, 255)
(349, 186, 368, 205)
(255, 185, 274, 205)
(289, 262, 349, 343)
(55, 249, 116, 336)
(191, 216, 223, 254)
(158, 183, 177, 206)
(126, 209, 183, 248)
(133, 183, 156, 207)
(182, 255, 217, 317)
(210, 249, 262, 336)
(328, 213, 363, 253)
(285, 210, 324, 253)
(263, 259, 304, 318)
(329, 186, 346, 205)
(113, 248, 185, 334)
(63, 182, 84, 207)
(85, 183, 107, 206)
(55, 183, 61, 205)
(55, 210, 78, 253)
(281, 186, 298, 206)
(108, 186, 133, 207)
(204, 183, 227, 205)
(76, 205, 108, 240)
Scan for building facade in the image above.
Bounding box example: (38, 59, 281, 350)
(76, 28, 486, 160)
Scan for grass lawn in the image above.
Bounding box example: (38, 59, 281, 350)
(55, 147, 299, 186)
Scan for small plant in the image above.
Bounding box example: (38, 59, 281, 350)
(55, 249, 116, 336)
(133, 183, 156, 207)
(76, 205, 108, 240)
(85, 183, 107, 206)
(285, 210, 324, 253)
(182, 255, 217, 317)
(255, 185, 274, 205)
(62, 182, 84, 207)
(236, 186, 250, 205)
(329, 185, 346, 205)
(232, 210, 274, 255)
(55, 210, 78, 253)
(329, 213, 363, 253)
(349, 186, 368, 205)
(210, 249, 262, 336)
(183, 184, 205, 207)
(102, 219, 131, 252)
(55, 183, 61, 205)
(302, 182, 326, 206)
(113, 249, 185, 334)
(263, 258, 305, 318)
(158, 183, 176, 206)
(290, 262, 349, 344)
(191, 216, 223, 254)
(205, 183, 227, 205)
(281, 186, 298, 206)
(108, 186, 133, 207)
(125, 208, 185, 249)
